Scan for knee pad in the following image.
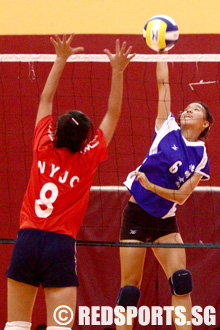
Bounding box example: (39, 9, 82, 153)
(169, 269, 193, 296)
(116, 285, 141, 308)
(4, 322, 31, 330)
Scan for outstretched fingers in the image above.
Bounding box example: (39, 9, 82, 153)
(118, 40, 136, 65)
(118, 40, 135, 59)
(50, 34, 84, 57)
(50, 34, 66, 50)
(119, 40, 127, 55)
(55, 34, 62, 45)
(103, 48, 113, 60)
(50, 36, 58, 49)
(66, 33, 74, 45)
(125, 45, 135, 58)
(65, 34, 84, 54)
(72, 46, 84, 54)
(115, 38, 120, 54)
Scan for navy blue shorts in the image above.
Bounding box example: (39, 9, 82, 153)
(6, 228, 79, 288)
(120, 201, 179, 242)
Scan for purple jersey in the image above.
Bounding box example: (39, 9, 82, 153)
(124, 113, 210, 218)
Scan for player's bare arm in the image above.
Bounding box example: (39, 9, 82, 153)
(156, 59, 171, 131)
(131, 170, 203, 205)
(99, 39, 135, 146)
(35, 34, 84, 127)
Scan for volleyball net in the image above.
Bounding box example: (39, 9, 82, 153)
(0, 53, 220, 247)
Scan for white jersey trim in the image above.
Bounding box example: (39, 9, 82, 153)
(162, 202, 177, 219)
(149, 114, 179, 156)
(124, 165, 141, 190)
(181, 134, 205, 147)
(195, 147, 210, 180)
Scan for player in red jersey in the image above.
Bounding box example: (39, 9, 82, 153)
(4, 34, 135, 330)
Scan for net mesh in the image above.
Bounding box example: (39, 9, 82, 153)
(0, 54, 220, 246)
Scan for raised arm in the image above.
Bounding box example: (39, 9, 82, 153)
(156, 60, 171, 131)
(99, 40, 135, 146)
(35, 34, 84, 127)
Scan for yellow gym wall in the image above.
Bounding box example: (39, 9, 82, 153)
(0, 0, 220, 35)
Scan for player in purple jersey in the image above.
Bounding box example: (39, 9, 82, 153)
(116, 60, 213, 330)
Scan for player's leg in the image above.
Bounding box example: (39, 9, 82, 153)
(44, 286, 77, 328)
(152, 232, 192, 330)
(116, 201, 149, 330)
(4, 278, 38, 330)
(4, 229, 40, 330)
(120, 241, 146, 288)
(116, 240, 146, 330)
(41, 231, 78, 329)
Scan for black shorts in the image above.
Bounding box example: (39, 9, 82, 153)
(6, 228, 79, 288)
(120, 201, 179, 242)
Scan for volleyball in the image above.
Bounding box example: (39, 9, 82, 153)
(143, 15, 179, 52)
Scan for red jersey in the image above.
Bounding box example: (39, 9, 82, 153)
(20, 115, 108, 238)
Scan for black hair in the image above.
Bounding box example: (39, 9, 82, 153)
(197, 102, 213, 139)
(178, 101, 213, 140)
(54, 110, 94, 153)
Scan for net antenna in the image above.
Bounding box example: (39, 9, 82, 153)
(189, 79, 218, 91)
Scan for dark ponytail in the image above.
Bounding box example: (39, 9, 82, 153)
(54, 110, 94, 153)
